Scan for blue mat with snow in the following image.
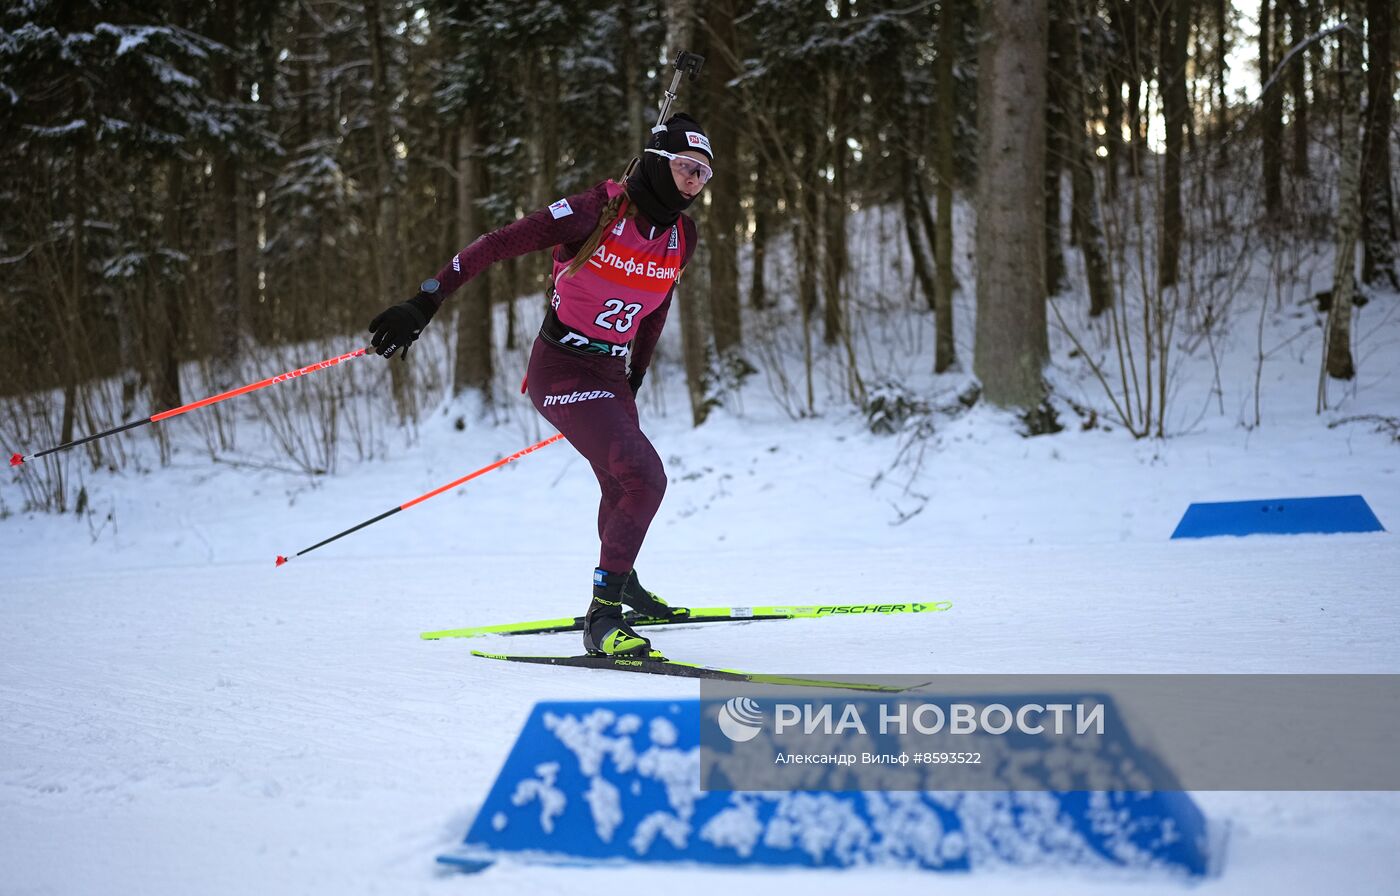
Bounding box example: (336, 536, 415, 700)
(1170, 495, 1385, 538)
(438, 699, 1212, 877)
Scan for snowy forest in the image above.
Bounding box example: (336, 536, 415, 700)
(0, 0, 1396, 512)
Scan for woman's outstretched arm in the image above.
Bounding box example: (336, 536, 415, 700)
(425, 184, 609, 307)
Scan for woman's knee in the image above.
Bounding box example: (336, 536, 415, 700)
(618, 451, 666, 503)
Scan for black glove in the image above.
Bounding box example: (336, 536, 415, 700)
(627, 368, 646, 396)
(368, 279, 440, 359)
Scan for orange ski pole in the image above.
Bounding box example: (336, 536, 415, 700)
(9, 348, 369, 467)
(275, 433, 566, 566)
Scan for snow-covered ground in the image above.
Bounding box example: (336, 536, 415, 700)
(3, 215, 1399, 893)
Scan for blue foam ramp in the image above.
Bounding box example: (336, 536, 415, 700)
(438, 699, 1212, 878)
(1171, 494, 1385, 539)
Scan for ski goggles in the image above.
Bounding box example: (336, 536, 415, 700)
(645, 148, 714, 185)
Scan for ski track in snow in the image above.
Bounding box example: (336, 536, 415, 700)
(4, 277, 1400, 892)
(4, 521, 1398, 892)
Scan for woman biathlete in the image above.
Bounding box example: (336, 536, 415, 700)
(366, 113, 713, 659)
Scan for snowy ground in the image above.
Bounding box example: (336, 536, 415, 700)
(3, 242, 1400, 893)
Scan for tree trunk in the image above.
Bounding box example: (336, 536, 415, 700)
(1044, 0, 1069, 296)
(822, 68, 848, 345)
(902, 155, 939, 313)
(750, 187, 769, 309)
(1260, 0, 1283, 219)
(365, 0, 412, 419)
(620, 3, 646, 155)
(293, 0, 318, 343)
(975, 0, 1049, 410)
(1124, 2, 1145, 178)
(704, 0, 742, 358)
(1360, 0, 1397, 287)
(1069, 0, 1114, 316)
(121, 170, 148, 419)
(243, 2, 275, 343)
(934, 0, 957, 373)
(665, 0, 714, 425)
(1287, 0, 1310, 178)
(912, 165, 948, 294)
(453, 117, 493, 400)
(894, 28, 938, 316)
(211, 0, 242, 390)
(1306, 0, 1323, 108)
(236, 158, 259, 341)
(1324, 0, 1364, 385)
(153, 160, 185, 411)
(1158, 0, 1190, 288)
(522, 55, 544, 205)
(62, 140, 88, 454)
(796, 119, 821, 414)
(365, 0, 401, 290)
(1186, 23, 1201, 157)
(1213, 0, 1229, 163)
(542, 49, 559, 198)
(1105, 0, 1126, 196)
(295, 1, 312, 149)
(797, 124, 821, 322)
(505, 255, 521, 349)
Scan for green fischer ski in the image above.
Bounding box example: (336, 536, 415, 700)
(421, 600, 951, 641)
(469, 650, 922, 692)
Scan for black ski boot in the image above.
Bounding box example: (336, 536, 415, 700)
(620, 569, 690, 621)
(584, 568, 659, 657)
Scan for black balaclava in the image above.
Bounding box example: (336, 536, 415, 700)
(625, 112, 713, 229)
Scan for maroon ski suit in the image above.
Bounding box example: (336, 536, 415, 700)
(429, 181, 698, 573)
